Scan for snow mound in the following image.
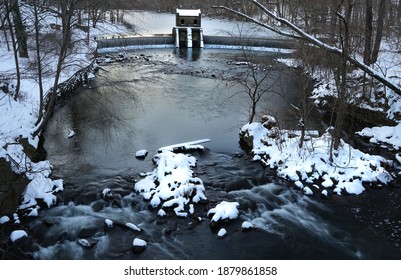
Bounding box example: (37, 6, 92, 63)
(208, 201, 240, 222)
(357, 123, 401, 150)
(241, 122, 393, 195)
(135, 150, 207, 217)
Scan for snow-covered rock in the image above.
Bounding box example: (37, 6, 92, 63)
(10, 230, 28, 242)
(241, 221, 254, 231)
(135, 149, 148, 159)
(13, 213, 20, 224)
(132, 238, 147, 253)
(0, 216, 10, 224)
(157, 209, 166, 217)
(217, 228, 227, 238)
(102, 188, 112, 198)
(77, 238, 97, 248)
(67, 129, 75, 138)
(135, 150, 207, 217)
(208, 201, 239, 226)
(105, 219, 113, 228)
(303, 187, 313, 196)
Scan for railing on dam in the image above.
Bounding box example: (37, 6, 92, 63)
(95, 34, 295, 52)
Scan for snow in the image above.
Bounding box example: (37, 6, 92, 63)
(10, 230, 28, 242)
(13, 213, 20, 224)
(133, 238, 147, 247)
(102, 188, 112, 198)
(217, 228, 227, 237)
(125, 222, 141, 232)
(241, 122, 393, 195)
(104, 219, 113, 227)
(77, 238, 91, 247)
(135, 150, 207, 217)
(176, 9, 201, 17)
(303, 187, 313, 195)
(157, 209, 166, 217)
(208, 201, 240, 222)
(135, 149, 148, 158)
(0, 216, 10, 224)
(241, 221, 254, 230)
(67, 129, 75, 138)
(357, 123, 401, 150)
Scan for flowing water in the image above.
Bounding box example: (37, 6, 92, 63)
(9, 48, 401, 260)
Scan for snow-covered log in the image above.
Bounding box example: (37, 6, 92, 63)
(158, 139, 211, 152)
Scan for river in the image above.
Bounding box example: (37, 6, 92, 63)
(4, 47, 398, 260)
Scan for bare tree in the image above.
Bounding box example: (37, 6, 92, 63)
(213, 0, 401, 96)
(331, 0, 353, 154)
(2, 0, 21, 100)
(32, 0, 45, 125)
(33, 0, 83, 137)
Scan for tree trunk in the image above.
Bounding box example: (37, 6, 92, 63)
(332, 1, 353, 152)
(370, 0, 386, 65)
(33, 0, 44, 126)
(249, 99, 257, 123)
(4, 1, 21, 101)
(11, 0, 28, 58)
(363, 0, 373, 65)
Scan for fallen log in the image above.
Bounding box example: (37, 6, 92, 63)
(158, 139, 211, 152)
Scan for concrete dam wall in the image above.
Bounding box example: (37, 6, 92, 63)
(95, 35, 295, 52)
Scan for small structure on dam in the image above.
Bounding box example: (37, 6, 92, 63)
(173, 9, 204, 48)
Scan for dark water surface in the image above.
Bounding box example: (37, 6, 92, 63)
(9, 49, 401, 259)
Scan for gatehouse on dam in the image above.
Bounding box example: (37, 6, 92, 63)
(95, 8, 295, 52)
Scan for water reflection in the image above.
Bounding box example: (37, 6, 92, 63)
(174, 48, 202, 61)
